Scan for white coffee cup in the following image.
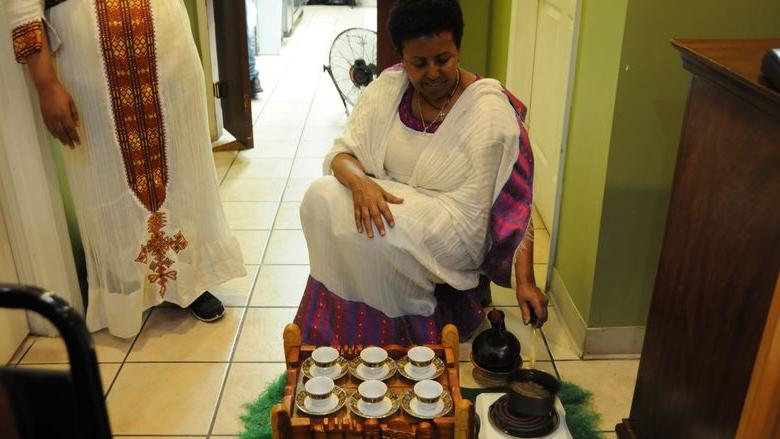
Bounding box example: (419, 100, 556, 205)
(413, 380, 443, 412)
(407, 346, 435, 373)
(311, 346, 339, 369)
(305, 376, 335, 409)
(358, 380, 387, 412)
(360, 346, 388, 375)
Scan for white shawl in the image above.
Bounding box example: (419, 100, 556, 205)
(323, 69, 520, 267)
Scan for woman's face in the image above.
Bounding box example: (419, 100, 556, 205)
(401, 32, 460, 102)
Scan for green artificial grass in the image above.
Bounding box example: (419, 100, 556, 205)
(239, 373, 287, 439)
(241, 374, 602, 439)
(558, 382, 602, 439)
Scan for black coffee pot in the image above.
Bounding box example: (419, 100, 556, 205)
(471, 308, 522, 374)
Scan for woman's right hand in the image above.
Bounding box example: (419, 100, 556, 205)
(37, 81, 80, 148)
(347, 175, 404, 238)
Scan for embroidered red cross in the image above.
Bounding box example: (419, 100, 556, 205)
(135, 212, 188, 297)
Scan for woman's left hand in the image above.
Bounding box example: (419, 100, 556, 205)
(515, 282, 549, 327)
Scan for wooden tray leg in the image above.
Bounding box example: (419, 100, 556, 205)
(455, 399, 475, 439)
(271, 403, 292, 439)
(441, 324, 460, 363)
(283, 323, 302, 364)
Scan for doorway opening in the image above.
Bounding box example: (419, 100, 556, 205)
(196, 1, 378, 152)
(505, 0, 581, 288)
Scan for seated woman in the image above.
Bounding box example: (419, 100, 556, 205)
(294, 0, 548, 346)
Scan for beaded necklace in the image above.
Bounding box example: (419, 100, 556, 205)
(416, 68, 461, 133)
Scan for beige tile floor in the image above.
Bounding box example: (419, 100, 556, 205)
(5, 5, 637, 437)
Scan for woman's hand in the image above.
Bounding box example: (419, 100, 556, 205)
(347, 175, 404, 238)
(516, 281, 549, 327)
(21, 28, 79, 148)
(38, 81, 80, 148)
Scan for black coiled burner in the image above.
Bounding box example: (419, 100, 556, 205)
(488, 395, 559, 438)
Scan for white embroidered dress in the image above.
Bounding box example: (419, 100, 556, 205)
(8, 0, 245, 337)
(301, 69, 520, 318)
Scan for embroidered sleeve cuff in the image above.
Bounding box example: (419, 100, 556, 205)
(12, 20, 44, 63)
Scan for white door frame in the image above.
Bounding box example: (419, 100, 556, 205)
(505, 0, 582, 290)
(505, 0, 539, 106)
(544, 0, 582, 289)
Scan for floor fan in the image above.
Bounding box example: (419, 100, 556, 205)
(323, 28, 377, 114)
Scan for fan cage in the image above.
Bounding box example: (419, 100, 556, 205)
(323, 27, 378, 113)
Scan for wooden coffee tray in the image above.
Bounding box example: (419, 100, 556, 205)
(271, 323, 475, 438)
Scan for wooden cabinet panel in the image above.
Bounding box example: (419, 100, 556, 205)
(617, 39, 780, 439)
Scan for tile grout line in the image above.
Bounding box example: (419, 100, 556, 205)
(105, 309, 154, 398)
(216, 151, 240, 186)
(18, 360, 288, 365)
(204, 60, 293, 433)
(114, 360, 288, 365)
(201, 257, 263, 436)
(12, 336, 37, 366)
(205, 16, 331, 435)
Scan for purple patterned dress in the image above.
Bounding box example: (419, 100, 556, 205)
(294, 79, 533, 346)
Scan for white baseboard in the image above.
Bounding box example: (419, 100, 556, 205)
(549, 268, 644, 358)
(583, 326, 644, 359)
(548, 268, 586, 357)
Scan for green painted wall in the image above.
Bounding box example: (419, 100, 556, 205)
(460, 0, 512, 83)
(555, 0, 780, 328)
(554, 0, 628, 323)
(486, 0, 512, 83)
(591, 0, 780, 327)
(459, 0, 490, 76)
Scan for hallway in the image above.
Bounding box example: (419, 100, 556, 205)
(6, 5, 636, 438)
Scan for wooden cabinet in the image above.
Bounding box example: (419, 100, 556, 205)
(617, 39, 780, 439)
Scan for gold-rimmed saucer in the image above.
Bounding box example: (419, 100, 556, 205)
(400, 390, 453, 419)
(302, 356, 350, 380)
(347, 391, 401, 419)
(295, 386, 348, 416)
(397, 356, 445, 381)
(348, 357, 397, 381)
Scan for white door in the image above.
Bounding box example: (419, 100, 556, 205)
(524, 0, 577, 229)
(505, 0, 539, 105)
(0, 206, 29, 364)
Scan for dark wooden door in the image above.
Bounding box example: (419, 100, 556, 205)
(213, 0, 254, 150)
(377, 0, 400, 72)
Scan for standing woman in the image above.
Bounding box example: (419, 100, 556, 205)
(8, 0, 246, 337)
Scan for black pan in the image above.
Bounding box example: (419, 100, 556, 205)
(505, 368, 561, 417)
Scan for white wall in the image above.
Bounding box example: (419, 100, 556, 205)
(258, 0, 283, 54)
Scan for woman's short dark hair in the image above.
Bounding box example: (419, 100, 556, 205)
(388, 0, 464, 55)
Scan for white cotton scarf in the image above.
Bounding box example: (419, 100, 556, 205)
(324, 69, 520, 267)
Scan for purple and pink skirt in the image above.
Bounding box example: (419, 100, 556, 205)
(294, 276, 486, 346)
